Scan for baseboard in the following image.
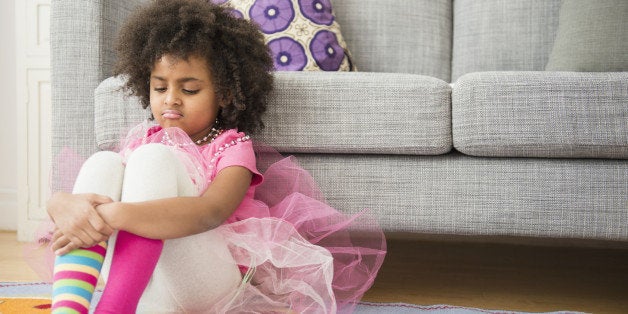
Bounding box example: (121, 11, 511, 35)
(0, 188, 18, 231)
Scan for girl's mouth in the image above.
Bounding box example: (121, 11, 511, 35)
(162, 110, 183, 119)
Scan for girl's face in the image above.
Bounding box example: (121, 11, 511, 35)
(150, 54, 222, 144)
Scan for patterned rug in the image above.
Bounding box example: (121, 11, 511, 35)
(0, 282, 582, 314)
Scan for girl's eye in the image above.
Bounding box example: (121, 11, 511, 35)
(183, 89, 199, 95)
(153, 87, 166, 93)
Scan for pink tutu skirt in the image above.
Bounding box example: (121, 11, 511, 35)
(29, 124, 387, 313)
(213, 153, 386, 313)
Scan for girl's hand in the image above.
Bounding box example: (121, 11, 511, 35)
(47, 192, 115, 255)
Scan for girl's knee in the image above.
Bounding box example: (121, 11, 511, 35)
(122, 144, 196, 199)
(84, 151, 124, 169)
(122, 144, 185, 201)
(78, 151, 124, 179)
(74, 151, 124, 197)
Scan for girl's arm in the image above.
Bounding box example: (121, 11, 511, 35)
(97, 166, 252, 239)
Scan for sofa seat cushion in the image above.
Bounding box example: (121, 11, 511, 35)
(95, 72, 452, 155)
(297, 152, 628, 241)
(452, 72, 628, 159)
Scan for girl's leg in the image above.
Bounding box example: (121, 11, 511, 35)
(95, 144, 189, 313)
(128, 150, 240, 311)
(143, 229, 242, 312)
(51, 151, 124, 314)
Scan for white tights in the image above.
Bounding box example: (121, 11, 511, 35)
(73, 144, 241, 313)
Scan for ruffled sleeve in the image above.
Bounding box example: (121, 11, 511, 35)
(206, 129, 263, 187)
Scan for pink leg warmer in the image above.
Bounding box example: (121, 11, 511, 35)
(94, 231, 163, 313)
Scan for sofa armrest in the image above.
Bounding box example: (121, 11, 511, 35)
(94, 72, 453, 156)
(50, 0, 145, 190)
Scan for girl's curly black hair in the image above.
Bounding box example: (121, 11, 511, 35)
(115, 0, 274, 134)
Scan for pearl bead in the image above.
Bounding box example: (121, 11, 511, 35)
(205, 133, 251, 184)
(158, 127, 224, 148)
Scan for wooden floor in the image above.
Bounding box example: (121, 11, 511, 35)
(2, 231, 628, 313)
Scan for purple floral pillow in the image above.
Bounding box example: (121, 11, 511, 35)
(211, 0, 355, 71)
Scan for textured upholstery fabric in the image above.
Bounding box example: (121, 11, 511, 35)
(297, 153, 628, 241)
(333, 0, 452, 81)
(545, 0, 628, 72)
(52, 0, 628, 244)
(259, 72, 451, 154)
(94, 76, 148, 151)
(452, 0, 561, 81)
(95, 72, 453, 155)
(51, 0, 145, 191)
(452, 72, 628, 158)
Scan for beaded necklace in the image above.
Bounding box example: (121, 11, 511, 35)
(194, 126, 224, 145)
(156, 127, 251, 183)
(206, 134, 251, 183)
(161, 127, 224, 147)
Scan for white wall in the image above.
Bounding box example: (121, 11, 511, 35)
(0, 0, 18, 230)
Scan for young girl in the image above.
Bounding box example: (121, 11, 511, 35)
(45, 0, 385, 313)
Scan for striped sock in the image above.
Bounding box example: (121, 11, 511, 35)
(51, 242, 107, 314)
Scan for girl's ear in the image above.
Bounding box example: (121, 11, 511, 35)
(220, 93, 234, 108)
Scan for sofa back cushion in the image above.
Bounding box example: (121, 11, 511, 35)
(95, 73, 453, 156)
(333, 0, 452, 82)
(452, 0, 561, 81)
(545, 0, 628, 72)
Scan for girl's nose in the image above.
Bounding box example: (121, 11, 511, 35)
(164, 91, 181, 106)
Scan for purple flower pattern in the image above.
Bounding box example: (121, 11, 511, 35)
(298, 0, 334, 25)
(268, 37, 307, 71)
(249, 0, 295, 34)
(309, 30, 344, 71)
(213, 0, 352, 71)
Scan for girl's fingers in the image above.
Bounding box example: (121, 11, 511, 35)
(52, 234, 71, 253)
(51, 229, 63, 244)
(77, 228, 102, 248)
(88, 193, 114, 206)
(68, 229, 95, 249)
(87, 211, 115, 237)
(55, 242, 79, 256)
(81, 213, 108, 243)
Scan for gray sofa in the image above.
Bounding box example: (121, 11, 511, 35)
(51, 0, 628, 246)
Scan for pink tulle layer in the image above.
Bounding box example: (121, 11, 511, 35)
(28, 123, 387, 313)
(215, 156, 387, 313)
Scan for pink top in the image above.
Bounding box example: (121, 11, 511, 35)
(120, 123, 268, 224)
